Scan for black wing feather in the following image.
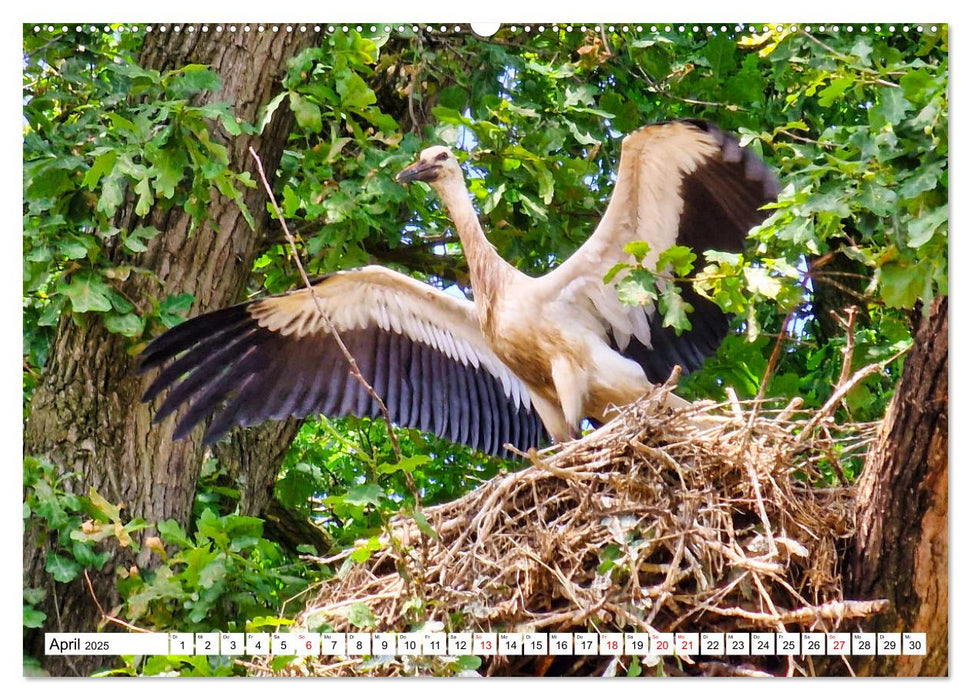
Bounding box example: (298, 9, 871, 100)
(616, 120, 778, 384)
(139, 297, 548, 458)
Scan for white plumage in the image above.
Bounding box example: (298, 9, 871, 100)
(141, 120, 777, 456)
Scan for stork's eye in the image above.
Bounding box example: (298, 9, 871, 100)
(435, 152, 449, 162)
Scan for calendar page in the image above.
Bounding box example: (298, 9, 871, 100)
(21, 3, 948, 683)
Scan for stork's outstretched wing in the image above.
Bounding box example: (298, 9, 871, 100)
(139, 266, 547, 457)
(542, 119, 779, 381)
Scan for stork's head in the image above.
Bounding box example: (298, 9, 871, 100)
(396, 146, 461, 188)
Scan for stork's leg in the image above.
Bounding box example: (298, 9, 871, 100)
(528, 392, 574, 443)
(550, 355, 587, 439)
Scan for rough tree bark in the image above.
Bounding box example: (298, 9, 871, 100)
(24, 25, 314, 675)
(844, 295, 948, 676)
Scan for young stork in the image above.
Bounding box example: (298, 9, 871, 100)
(140, 120, 778, 457)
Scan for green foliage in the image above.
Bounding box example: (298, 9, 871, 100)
(117, 509, 314, 632)
(23, 453, 328, 676)
(607, 243, 703, 335)
(101, 653, 238, 677)
(22, 457, 144, 631)
(677, 28, 945, 424)
(23, 27, 256, 397)
(105, 482, 326, 676)
(257, 30, 414, 290)
(741, 30, 948, 311)
(277, 415, 507, 549)
(109, 455, 325, 645)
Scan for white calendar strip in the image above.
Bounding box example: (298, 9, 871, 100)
(45, 631, 927, 657)
(46, 633, 171, 656)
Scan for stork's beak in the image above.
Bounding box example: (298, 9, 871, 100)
(396, 160, 440, 184)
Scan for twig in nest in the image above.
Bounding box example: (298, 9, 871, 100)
(795, 346, 908, 444)
(700, 598, 888, 625)
(833, 306, 859, 391)
(697, 661, 774, 677)
(726, 387, 744, 421)
(775, 396, 804, 423)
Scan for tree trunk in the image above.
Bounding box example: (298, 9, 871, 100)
(24, 25, 313, 675)
(844, 295, 948, 676)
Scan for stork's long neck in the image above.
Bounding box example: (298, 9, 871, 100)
(436, 178, 517, 308)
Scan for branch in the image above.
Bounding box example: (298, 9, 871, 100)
(248, 147, 401, 461)
(701, 597, 889, 625)
(795, 344, 910, 445)
(798, 30, 901, 88)
(777, 128, 837, 148)
(632, 63, 746, 111)
(249, 150, 440, 619)
(832, 306, 859, 391)
(83, 570, 154, 634)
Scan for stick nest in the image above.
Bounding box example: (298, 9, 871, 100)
(282, 378, 883, 677)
